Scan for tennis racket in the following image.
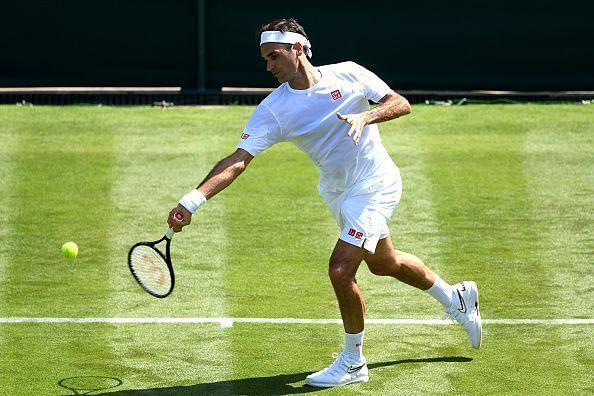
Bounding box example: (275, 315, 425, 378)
(128, 227, 175, 298)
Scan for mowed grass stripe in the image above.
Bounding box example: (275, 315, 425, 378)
(217, 105, 339, 325)
(412, 105, 553, 393)
(523, 107, 594, 317)
(522, 106, 594, 392)
(2, 107, 116, 314)
(106, 106, 235, 317)
(221, 142, 337, 319)
(106, 106, 243, 391)
(0, 113, 16, 292)
(0, 106, 116, 392)
(0, 109, 17, 354)
(418, 105, 553, 314)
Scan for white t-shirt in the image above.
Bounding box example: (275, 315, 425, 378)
(237, 61, 398, 193)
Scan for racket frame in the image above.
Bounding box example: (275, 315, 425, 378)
(128, 228, 175, 298)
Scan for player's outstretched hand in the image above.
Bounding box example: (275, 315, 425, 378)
(336, 112, 367, 145)
(168, 204, 192, 232)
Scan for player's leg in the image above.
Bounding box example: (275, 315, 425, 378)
(364, 236, 435, 290)
(364, 236, 482, 349)
(305, 239, 369, 387)
(328, 239, 366, 333)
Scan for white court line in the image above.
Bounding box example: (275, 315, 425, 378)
(1, 317, 593, 326)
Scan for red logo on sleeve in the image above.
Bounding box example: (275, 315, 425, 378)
(241, 132, 250, 140)
(331, 90, 342, 100)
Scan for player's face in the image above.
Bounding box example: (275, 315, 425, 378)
(260, 43, 298, 84)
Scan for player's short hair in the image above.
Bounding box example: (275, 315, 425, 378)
(257, 18, 309, 51)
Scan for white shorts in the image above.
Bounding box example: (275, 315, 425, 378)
(319, 170, 402, 254)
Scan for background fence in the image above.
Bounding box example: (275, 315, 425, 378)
(1, 0, 593, 102)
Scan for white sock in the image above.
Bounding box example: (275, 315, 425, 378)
(425, 273, 455, 308)
(343, 330, 364, 362)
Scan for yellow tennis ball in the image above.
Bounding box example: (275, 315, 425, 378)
(61, 242, 78, 259)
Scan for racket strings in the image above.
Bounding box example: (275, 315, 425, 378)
(129, 245, 172, 296)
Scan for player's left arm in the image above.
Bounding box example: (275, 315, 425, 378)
(337, 90, 411, 144)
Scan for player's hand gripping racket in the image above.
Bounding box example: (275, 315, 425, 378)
(128, 227, 176, 298)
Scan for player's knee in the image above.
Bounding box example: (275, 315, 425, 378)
(328, 263, 354, 287)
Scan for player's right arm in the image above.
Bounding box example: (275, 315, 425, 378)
(169, 100, 278, 232)
(196, 148, 254, 199)
(168, 148, 253, 232)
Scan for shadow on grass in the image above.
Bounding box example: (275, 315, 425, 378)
(100, 356, 471, 395)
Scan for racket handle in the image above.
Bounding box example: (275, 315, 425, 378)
(166, 211, 186, 239)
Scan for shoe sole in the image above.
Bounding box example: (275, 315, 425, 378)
(305, 375, 369, 388)
(467, 281, 482, 349)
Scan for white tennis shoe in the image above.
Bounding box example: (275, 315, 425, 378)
(305, 352, 369, 388)
(444, 281, 482, 348)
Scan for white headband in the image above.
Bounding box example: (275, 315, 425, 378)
(260, 31, 313, 58)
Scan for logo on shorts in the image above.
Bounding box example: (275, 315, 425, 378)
(241, 132, 250, 140)
(348, 228, 364, 240)
(330, 89, 342, 100)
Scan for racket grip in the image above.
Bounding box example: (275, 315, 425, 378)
(165, 227, 175, 239)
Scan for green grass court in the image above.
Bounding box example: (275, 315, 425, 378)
(0, 104, 592, 395)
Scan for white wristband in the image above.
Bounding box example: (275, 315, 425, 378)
(179, 189, 207, 214)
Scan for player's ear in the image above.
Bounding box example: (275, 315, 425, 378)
(293, 42, 303, 56)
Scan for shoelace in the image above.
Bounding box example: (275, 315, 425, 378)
(329, 352, 342, 366)
(318, 352, 344, 371)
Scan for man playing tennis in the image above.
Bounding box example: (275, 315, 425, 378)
(168, 18, 481, 388)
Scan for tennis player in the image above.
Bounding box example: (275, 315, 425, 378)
(168, 18, 482, 388)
